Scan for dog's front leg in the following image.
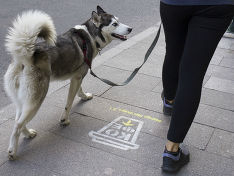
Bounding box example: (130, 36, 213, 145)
(77, 86, 93, 100)
(60, 76, 82, 126)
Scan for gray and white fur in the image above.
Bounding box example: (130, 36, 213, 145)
(4, 6, 132, 160)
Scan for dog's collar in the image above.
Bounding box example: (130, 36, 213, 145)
(73, 27, 101, 68)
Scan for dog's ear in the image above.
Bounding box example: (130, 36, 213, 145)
(91, 11, 101, 26)
(97, 5, 106, 15)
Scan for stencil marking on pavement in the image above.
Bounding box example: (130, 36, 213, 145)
(89, 116, 143, 150)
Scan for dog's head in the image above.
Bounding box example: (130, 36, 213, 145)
(91, 6, 132, 42)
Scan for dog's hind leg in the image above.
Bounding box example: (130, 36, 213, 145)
(15, 105, 34, 138)
(77, 86, 93, 100)
(12, 101, 36, 139)
(60, 76, 82, 126)
(8, 104, 40, 160)
(8, 102, 42, 160)
(15, 103, 22, 122)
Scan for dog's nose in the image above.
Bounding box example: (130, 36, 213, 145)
(128, 28, 133, 33)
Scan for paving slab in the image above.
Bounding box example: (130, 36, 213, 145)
(213, 47, 230, 58)
(55, 112, 212, 153)
(203, 75, 211, 86)
(204, 76, 234, 94)
(139, 59, 163, 78)
(0, 104, 15, 125)
(0, 151, 7, 167)
(206, 129, 234, 160)
(7, 117, 232, 176)
(102, 53, 165, 79)
(231, 43, 234, 51)
(183, 123, 214, 150)
(92, 48, 123, 69)
(152, 80, 163, 93)
(0, 159, 62, 176)
(223, 51, 234, 60)
(0, 120, 14, 153)
(209, 44, 230, 66)
(211, 65, 234, 81)
(19, 130, 162, 176)
(130, 38, 166, 58)
(184, 147, 234, 176)
(133, 38, 166, 60)
(47, 88, 169, 136)
(210, 54, 223, 65)
(201, 88, 234, 111)
(50, 113, 166, 169)
(218, 37, 233, 49)
(46, 88, 215, 150)
(46, 79, 161, 114)
(195, 104, 234, 132)
(101, 86, 163, 112)
(103, 47, 151, 72)
(0, 120, 47, 167)
(220, 57, 234, 69)
(0, 113, 233, 176)
(81, 73, 111, 97)
(91, 65, 161, 91)
(206, 64, 218, 77)
(0, 109, 220, 175)
(152, 75, 211, 94)
(102, 33, 165, 78)
(26, 102, 65, 132)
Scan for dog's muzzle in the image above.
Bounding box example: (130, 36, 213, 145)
(112, 27, 133, 41)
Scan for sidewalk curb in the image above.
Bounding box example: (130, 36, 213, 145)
(0, 22, 161, 118)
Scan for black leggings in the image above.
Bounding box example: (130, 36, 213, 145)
(160, 3, 234, 143)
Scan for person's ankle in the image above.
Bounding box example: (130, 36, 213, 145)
(166, 141, 179, 152)
(167, 99, 174, 104)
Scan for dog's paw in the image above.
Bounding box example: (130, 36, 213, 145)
(23, 128, 37, 139)
(27, 129, 37, 139)
(81, 93, 93, 101)
(60, 119, 70, 127)
(8, 150, 16, 161)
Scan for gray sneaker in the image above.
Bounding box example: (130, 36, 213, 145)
(162, 146, 190, 173)
(161, 91, 173, 116)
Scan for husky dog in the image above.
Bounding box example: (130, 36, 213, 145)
(4, 6, 132, 160)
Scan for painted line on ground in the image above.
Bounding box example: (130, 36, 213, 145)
(110, 106, 162, 123)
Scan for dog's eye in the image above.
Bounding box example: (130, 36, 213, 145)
(112, 23, 118, 27)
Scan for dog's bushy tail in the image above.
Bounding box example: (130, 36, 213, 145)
(5, 10, 56, 65)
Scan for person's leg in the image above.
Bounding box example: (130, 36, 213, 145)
(160, 2, 192, 101)
(167, 5, 234, 143)
(163, 5, 234, 173)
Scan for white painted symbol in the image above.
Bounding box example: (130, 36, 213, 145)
(89, 116, 143, 150)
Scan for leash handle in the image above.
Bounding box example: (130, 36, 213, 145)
(90, 24, 162, 86)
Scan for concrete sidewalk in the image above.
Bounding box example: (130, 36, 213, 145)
(0, 23, 234, 176)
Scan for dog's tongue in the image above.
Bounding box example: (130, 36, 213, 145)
(112, 33, 127, 41)
(122, 35, 127, 40)
(113, 33, 126, 40)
